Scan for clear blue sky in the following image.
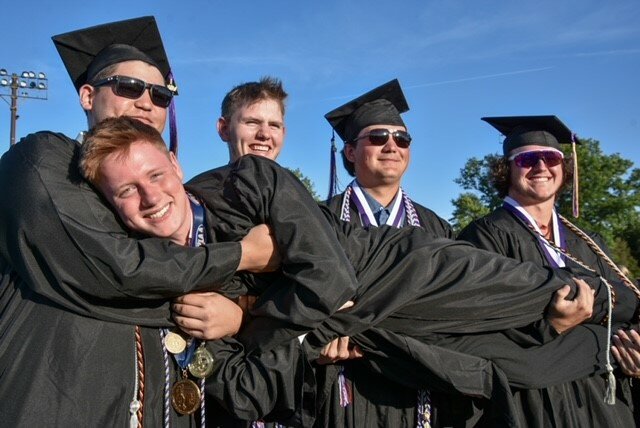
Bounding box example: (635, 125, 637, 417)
(2, 0, 638, 220)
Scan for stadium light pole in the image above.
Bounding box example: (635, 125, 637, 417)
(0, 69, 48, 146)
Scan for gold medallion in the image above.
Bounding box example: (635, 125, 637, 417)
(188, 345, 216, 379)
(171, 378, 201, 415)
(164, 331, 187, 354)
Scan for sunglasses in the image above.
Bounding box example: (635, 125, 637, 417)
(508, 150, 564, 168)
(352, 128, 412, 148)
(91, 75, 175, 108)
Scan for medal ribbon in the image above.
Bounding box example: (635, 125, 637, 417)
(503, 197, 566, 268)
(343, 180, 407, 227)
(162, 193, 208, 426)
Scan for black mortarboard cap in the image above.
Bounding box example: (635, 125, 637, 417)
(483, 115, 582, 217)
(52, 16, 171, 91)
(481, 115, 579, 156)
(325, 79, 409, 143)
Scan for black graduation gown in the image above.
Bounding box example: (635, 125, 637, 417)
(458, 206, 636, 427)
(189, 164, 637, 427)
(3, 130, 633, 428)
(0, 132, 357, 427)
(314, 193, 458, 427)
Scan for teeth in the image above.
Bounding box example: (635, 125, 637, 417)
(250, 145, 269, 152)
(148, 204, 170, 219)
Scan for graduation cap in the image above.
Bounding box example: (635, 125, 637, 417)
(52, 16, 172, 91)
(325, 79, 409, 143)
(324, 79, 409, 198)
(482, 115, 581, 217)
(52, 16, 180, 154)
(481, 115, 580, 156)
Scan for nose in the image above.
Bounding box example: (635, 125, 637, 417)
(139, 185, 161, 207)
(133, 89, 154, 111)
(256, 123, 271, 140)
(381, 137, 398, 152)
(533, 157, 548, 169)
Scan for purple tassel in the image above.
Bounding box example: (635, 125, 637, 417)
(328, 132, 338, 199)
(338, 365, 352, 407)
(167, 70, 179, 156)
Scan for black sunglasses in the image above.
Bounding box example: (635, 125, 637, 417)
(508, 150, 564, 168)
(351, 128, 412, 148)
(91, 75, 175, 108)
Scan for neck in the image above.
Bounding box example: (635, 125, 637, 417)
(509, 195, 555, 235)
(357, 181, 400, 207)
(175, 200, 193, 246)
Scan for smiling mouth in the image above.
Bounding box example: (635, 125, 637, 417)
(529, 176, 552, 182)
(249, 144, 271, 153)
(147, 203, 170, 219)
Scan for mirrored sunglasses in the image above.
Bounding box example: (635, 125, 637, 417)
(508, 150, 564, 168)
(91, 75, 175, 108)
(352, 128, 412, 148)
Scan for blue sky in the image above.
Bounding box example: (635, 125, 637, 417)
(1, 0, 638, 220)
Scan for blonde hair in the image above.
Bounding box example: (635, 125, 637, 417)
(80, 116, 169, 184)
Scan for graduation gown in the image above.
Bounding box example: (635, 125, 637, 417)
(3, 130, 634, 427)
(189, 162, 637, 427)
(0, 132, 357, 427)
(315, 192, 457, 427)
(457, 206, 636, 427)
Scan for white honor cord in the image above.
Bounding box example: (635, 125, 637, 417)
(130, 336, 141, 428)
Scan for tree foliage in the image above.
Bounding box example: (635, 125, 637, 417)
(451, 138, 640, 278)
(288, 167, 321, 201)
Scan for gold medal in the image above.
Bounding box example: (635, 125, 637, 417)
(164, 330, 187, 354)
(188, 344, 216, 379)
(171, 378, 201, 415)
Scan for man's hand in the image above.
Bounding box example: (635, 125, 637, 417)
(547, 278, 595, 334)
(238, 224, 281, 272)
(612, 329, 640, 377)
(172, 292, 243, 340)
(315, 336, 364, 365)
(315, 300, 363, 365)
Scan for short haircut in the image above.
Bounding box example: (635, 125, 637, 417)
(489, 155, 574, 198)
(80, 116, 168, 184)
(220, 76, 287, 120)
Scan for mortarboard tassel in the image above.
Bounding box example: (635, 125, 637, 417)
(167, 71, 179, 156)
(328, 131, 339, 199)
(571, 133, 579, 217)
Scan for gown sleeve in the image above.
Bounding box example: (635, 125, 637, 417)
(187, 155, 359, 352)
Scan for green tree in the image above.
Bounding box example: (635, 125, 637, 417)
(288, 167, 321, 201)
(451, 138, 640, 277)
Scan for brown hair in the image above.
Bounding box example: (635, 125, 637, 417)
(220, 76, 287, 120)
(489, 155, 574, 198)
(80, 116, 168, 184)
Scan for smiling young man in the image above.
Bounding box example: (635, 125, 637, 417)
(217, 76, 287, 162)
(320, 79, 455, 427)
(458, 115, 640, 427)
(324, 79, 453, 238)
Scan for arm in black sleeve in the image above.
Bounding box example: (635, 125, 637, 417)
(0, 132, 242, 325)
(189, 155, 359, 351)
(205, 337, 316, 427)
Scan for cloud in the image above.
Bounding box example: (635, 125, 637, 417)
(407, 67, 555, 88)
